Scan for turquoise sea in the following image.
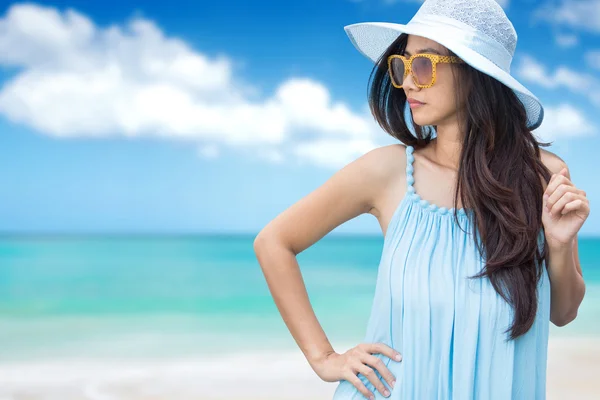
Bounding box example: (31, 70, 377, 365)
(1, 234, 599, 364)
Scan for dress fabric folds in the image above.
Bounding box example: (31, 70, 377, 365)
(332, 144, 551, 400)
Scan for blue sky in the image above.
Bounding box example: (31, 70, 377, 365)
(0, 0, 598, 236)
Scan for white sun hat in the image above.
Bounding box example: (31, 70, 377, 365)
(344, 0, 544, 130)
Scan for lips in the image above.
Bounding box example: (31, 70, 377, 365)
(407, 98, 425, 105)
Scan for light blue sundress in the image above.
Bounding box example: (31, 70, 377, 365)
(332, 144, 551, 399)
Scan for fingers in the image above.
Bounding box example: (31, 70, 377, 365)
(345, 372, 373, 400)
(544, 171, 585, 214)
(344, 342, 401, 398)
(561, 198, 590, 217)
(545, 168, 571, 197)
(356, 363, 391, 398)
(547, 191, 587, 217)
(364, 342, 403, 362)
(362, 353, 396, 393)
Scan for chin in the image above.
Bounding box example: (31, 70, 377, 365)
(412, 114, 436, 126)
(412, 109, 441, 126)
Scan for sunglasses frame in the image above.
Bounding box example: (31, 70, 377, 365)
(387, 53, 465, 89)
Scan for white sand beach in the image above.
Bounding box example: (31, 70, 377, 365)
(0, 337, 599, 400)
(546, 337, 600, 400)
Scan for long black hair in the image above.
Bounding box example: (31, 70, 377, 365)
(368, 33, 553, 341)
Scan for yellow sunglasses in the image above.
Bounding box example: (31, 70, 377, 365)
(387, 53, 465, 89)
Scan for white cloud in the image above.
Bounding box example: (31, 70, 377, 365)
(257, 148, 286, 164)
(0, 3, 381, 168)
(555, 33, 579, 48)
(516, 54, 600, 107)
(534, 0, 600, 33)
(533, 104, 596, 142)
(1, 3, 590, 171)
(294, 138, 380, 169)
(516, 54, 598, 141)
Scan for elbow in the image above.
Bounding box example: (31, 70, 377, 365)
(253, 229, 279, 258)
(253, 232, 269, 271)
(551, 309, 578, 327)
(551, 278, 586, 327)
(253, 231, 268, 256)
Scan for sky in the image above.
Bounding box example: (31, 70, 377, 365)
(0, 0, 598, 236)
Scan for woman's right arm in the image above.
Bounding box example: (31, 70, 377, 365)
(253, 144, 405, 399)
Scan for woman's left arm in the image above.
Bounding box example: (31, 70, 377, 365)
(543, 164, 589, 327)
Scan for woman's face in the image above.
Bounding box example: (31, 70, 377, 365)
(401, 35, 465, 127)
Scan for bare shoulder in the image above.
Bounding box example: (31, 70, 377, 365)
(539, 148, 567, 174)
(344, 143, 406, 213)
(539, 147, 569, 189)
(355, 143, 408, 219)
(359, 143, 408, 183)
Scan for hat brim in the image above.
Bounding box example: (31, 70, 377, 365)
(344, 22, 544, 131)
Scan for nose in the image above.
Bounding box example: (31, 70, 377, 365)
(402, 72, 421, 94)
(402, 69, 420, 94)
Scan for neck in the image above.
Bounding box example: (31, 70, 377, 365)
(430, 123, 464, 171)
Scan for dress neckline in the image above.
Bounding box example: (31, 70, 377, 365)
(405, 145, 472, 218)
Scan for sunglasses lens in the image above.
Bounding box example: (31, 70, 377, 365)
(390, 58, 407, 87)
(412, 56, 433, 86)
(389, 56, 434, 87)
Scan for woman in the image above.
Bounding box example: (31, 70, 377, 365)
(253, 0, 589, 398)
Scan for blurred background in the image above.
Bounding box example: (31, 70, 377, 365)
(0, 0, 598, 399)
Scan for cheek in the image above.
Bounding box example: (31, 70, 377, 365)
(426, 80, 457, 110)
(424, 89, 452, 110)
